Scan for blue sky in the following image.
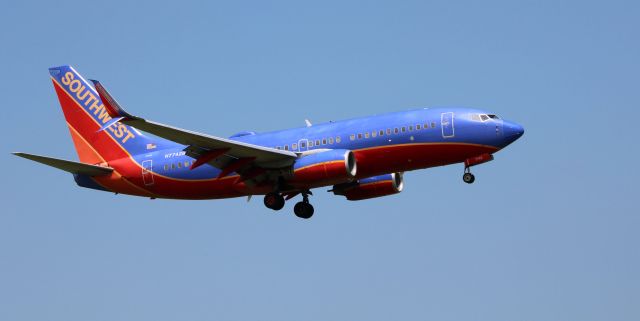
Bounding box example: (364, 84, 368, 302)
(1, 1, 638, 320)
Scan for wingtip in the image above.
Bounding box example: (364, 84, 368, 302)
(12, 152, 32, 160)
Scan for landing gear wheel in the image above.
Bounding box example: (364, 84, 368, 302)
(294, 201, 314, 219)
(463, 172, 475, 184)
(264, 192, 285, 210)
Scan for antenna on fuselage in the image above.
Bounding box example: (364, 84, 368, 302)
(304, 119, 312, 127)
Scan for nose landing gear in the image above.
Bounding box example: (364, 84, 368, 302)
(462, 153, 494, 184)
(462, 169, 475, 184)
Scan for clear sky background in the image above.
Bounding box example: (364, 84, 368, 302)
(1, 1, 638, 320)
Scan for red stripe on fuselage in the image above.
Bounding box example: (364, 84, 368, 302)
(353, 143, 498, 178)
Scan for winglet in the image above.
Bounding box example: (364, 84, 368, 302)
(98, 116, 125, 132)
(89, 79, 135, 119)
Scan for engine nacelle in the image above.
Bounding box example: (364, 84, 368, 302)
(332, 172, 404, 201)
(289, 149, 357, 187)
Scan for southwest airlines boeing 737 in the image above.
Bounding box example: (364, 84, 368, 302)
(14, 65, 524, 219)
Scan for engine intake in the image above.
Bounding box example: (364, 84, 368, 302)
(332, 172, 404, 201)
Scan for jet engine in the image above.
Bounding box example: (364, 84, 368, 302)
(289, 149, 357, 187)
(331, 172, 404, 201)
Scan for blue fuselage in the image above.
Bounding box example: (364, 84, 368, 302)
(135, 107, 523, 186)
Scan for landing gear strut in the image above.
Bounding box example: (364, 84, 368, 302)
(462, 153, 493, 184)
(293, 192, 314, 219)
(463, 167, 475, 184)
(264, 192, 285, 210)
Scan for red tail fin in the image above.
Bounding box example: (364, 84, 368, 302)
(49, 65, 169, 163)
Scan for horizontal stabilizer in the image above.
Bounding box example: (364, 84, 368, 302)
(13, 152, 113, 176)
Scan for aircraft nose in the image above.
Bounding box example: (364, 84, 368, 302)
(498, 120, 524, 148)
(504, 121, 524, 140)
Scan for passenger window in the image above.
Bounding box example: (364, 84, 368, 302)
(171, 163, 176, 170)
(322, 138, 327, 145)
(164, 164, 169, 171)
(300, 141, 306, 148)
(336, 136, 341, 143)
(358, 133, 363, 139)
(394, 128, 399, 134)
(350, 134, 355, 141)
(424, 123, 429, 129)
(184, 161, 190, 168)
(177, 162, 182, 169)
(379, 130, 384, 136)
(276, 146, 281, 150)
(372, 131, 377, 137)
(401, 127, 406, 132)
(284, 145, 289, 151)
(365, 132, 370, 138)
(409, 125, 413, 131)
(416, 124, 421, 130)
(308, 141, 313, 147)
(315, 139, 321, 146)
(292, 143, 298, 150)
(431, 122, 436, 128)
(329, 137, 334, 144)
(386, 128, 392, 135)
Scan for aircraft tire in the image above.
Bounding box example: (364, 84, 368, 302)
(264, 193, 285, 210)
(463, 173, 475, 184)
(294, 202, 314, 219)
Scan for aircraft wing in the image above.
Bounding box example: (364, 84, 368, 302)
(13, 152, 113, 176)
(90, 80, 297, 170)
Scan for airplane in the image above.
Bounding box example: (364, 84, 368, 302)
(14, 65, 524, 219)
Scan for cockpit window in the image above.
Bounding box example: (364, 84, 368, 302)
(471, 113, 500, 122)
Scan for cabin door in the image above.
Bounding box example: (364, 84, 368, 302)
(441, 112, 455, 138)
(142, 160, 155, 186)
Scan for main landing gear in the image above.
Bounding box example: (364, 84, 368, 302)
(263, 191, 314, 219)
(463, 167, 476, 184)
(293, 192, 314, 219)
(264, 192, 285, 210)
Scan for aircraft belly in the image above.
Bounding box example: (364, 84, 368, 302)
(353, 143, 498, 178)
